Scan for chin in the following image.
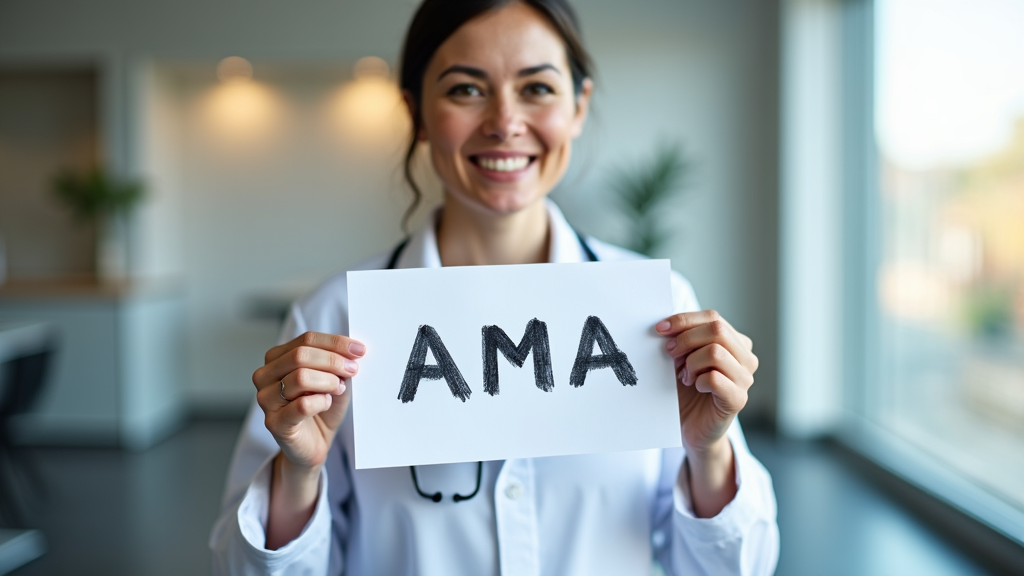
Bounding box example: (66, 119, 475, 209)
(481, 192, 547, 216)
(454, 186, 545, 216)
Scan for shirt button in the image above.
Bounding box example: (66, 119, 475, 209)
(651, 529, 667, 548)
(504, 482, 524, 500)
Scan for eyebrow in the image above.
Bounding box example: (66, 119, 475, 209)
(437, 63, 561, 82)
(519, 64, 560, 77)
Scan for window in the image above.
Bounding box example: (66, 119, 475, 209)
(872, 0, 1024, 537)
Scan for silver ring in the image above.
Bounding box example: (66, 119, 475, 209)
(280, 380, 288, 402)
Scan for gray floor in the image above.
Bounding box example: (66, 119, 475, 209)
(1, 420, 1007, 575)
(5, 420, 239, 576)
(745, 435, 1002, 576)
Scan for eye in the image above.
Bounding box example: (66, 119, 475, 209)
(447, 83, 483, 97)
(523, 82, 555, 97)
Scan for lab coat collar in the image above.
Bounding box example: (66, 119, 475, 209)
(395, 199, 588, 269)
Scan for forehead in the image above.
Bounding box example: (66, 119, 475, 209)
(428, 2, 570, 74)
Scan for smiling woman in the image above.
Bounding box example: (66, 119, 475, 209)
(398, 0, 592, 234)
(413, 2, 594, 266)
(210, 1, 779, 575)
(415, 3, 590, 223)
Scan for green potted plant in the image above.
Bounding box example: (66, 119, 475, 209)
(52, 168, 145, 281)
(611, 142, 690, 256)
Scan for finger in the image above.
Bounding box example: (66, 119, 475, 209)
(264, 331, 366, 365)
(287, 367, 346, 397)
(274, 392, 335, 428)
(254, 346, 359, 391)
(257, 378, 292, 413)
(261, 368, 345, 407)
(681, 343, 753, 390)
(655, 310, 725, 336)
(658, 311, 753, 354)
(693, 369, 748, 416)
(316, 379, 351, 433)
(665, 318, 756, 372)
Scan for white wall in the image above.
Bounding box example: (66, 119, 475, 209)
(0, 0, 780, 419)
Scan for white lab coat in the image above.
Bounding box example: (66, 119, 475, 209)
(210, 201, 780, 576)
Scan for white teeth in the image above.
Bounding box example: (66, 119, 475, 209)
(477, 156, 529, 172)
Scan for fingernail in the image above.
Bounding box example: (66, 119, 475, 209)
(680, 368, 689, 385)
(349, 342, 366, 356)
(666, 339, 677, 351)
(345, 359, 358, 373)
(338, 383, 347, 395)
(656, 320, 671, 333)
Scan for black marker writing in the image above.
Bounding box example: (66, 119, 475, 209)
(569, 316, 638, 388)
(397, 325, 472, 403)
(481, 318, 555, 396)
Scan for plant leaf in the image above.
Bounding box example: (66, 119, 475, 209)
(610, 142, 690, 255)
(51, 168, 146, 223)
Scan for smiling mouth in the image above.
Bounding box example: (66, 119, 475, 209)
(470, 155, 537, 172)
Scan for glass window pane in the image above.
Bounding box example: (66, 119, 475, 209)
(876, 0, 1024, 512)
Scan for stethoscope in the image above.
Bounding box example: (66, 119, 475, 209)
(385, 228, 599, 503)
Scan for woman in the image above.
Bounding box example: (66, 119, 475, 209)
(211, 0, 779, 574)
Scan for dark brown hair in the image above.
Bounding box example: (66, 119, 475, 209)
(398, 0, 594, 229)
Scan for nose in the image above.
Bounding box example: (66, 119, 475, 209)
(481, 91, 526, 141)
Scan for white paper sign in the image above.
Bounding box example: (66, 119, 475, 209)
(347, 259, 681, 469)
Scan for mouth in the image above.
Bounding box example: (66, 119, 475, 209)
(469, 154, 537, 173)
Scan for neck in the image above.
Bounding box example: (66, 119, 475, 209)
(437, 198, 550, 267)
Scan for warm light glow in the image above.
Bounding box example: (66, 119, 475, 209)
(203, 80, 279, 140)
(353, 56, 390, 79)
(217, 56, 253, 83)
(329, 62, 408, 149)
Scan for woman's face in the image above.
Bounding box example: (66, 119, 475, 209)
(416, 1, 592, 216)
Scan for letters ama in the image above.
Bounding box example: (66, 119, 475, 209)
(397, 316, 638, 403)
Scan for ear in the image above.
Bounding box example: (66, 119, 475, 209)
(402, 89, 429, 142)
(570, 78, 594, 139)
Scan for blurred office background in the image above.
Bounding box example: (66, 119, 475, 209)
(0, 0, 1021, 574)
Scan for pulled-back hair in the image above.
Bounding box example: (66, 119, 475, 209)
(398, 0, 593, 229)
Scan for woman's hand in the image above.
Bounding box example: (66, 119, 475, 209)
(251, 331, 364, 548)
(254, 331, 363, 469)
(656, 310, 758, 517)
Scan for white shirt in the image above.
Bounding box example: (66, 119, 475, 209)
(210, 201, 780, 576)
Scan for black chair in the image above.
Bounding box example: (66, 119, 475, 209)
(0, 325, 56, 528)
